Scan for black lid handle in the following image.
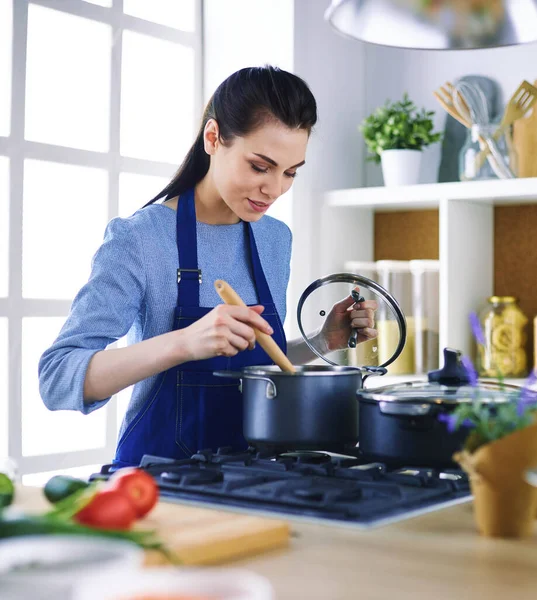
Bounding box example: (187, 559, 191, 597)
(427, 348, 471, 386)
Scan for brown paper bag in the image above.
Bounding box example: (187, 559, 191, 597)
(455, 420, 537, 538)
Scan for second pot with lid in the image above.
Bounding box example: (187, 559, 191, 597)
(357, 348, 528, 467)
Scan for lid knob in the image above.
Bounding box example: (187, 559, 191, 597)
(427, 348, 471, 387)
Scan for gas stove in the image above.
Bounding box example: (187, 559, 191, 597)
(90, 448, 472, 529)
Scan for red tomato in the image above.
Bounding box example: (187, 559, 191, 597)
(74, 489, 137, 530)
(106, 468, 159, 518)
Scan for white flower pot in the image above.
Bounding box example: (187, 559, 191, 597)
(380, 149, 422, 187)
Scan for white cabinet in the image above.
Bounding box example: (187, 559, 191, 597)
(320, 177, 537, 383)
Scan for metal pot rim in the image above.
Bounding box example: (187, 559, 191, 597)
(241, 364, 375, 377)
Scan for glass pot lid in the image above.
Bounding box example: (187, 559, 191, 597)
(360, 380, 525, 405)
(359, 348, 537, 404)
(296, 273, 406, 368)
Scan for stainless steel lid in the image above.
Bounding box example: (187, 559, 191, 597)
(360, 379, 523, 405)
(359, 348, 534, 404)
(296, 272, 406, 369)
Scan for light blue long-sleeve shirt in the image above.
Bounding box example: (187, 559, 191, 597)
(38, 204, 292, 438)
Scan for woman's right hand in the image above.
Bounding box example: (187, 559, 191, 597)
(178, 304, 274, 362)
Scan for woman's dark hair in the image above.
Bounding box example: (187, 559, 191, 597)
(145, 65, 317, 205)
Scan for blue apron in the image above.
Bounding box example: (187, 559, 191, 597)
(114, 188, 287, 467)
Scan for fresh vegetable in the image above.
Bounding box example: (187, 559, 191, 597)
(0, 473, 15, 509)
(1, 471, 178, 564)
(0, 510, 167, 551)
(41, 468, 158, 531)
(106, 468, 159, 518)
(74, 489, 138, 530)
(0, 510, 181, 564)
(44, 475, 89, 504)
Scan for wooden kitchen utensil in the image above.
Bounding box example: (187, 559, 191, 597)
(513, 79, 537, 178)
(214, 279, 296, 373)
(433, 86, 471, 128)
(434, 82, 507, 179)
(433, 81, 510, 179)
(474, 79, 537, 171)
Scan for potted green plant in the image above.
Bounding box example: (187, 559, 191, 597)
(444, 313, 537, 538)
(360, 94, 442, 186)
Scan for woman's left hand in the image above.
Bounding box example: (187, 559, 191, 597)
(319, 287, 378, 352)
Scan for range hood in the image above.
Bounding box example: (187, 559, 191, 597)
(325, 0, 537, 50)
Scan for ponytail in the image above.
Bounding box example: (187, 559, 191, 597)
(144, 129, 209, 206)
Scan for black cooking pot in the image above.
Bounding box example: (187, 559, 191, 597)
(214, 273, 406, 453)
(357, 347, 525, 467)
(215, 364, 386, 453)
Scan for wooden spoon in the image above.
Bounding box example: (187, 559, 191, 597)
(214, 279, 296, 374)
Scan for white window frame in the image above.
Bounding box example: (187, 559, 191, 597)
(1, 0, 203, 476)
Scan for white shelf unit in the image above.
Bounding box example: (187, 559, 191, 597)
(320, 177, 537, 364)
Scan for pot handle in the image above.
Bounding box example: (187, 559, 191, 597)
(213, 371, 278, 399)
(243, 375, 278, 398)
(213, 370, 244, 379)
(362, 366, 388, 384)
(379, 401, 434, 416)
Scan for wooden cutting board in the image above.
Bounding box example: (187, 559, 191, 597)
(140, 500, 290, 566)
(513, 79, 537, 178)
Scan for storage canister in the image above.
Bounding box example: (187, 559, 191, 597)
(409, 259, 440, 374)
(479, 296, 528, 378)
(375, 260, 414, 375)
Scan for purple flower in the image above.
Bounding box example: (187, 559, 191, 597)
(517, 368, 537, 417)
(438, 413, 457, 432)
(438, 413, 474, 433)
(461, 355, 478, 387)
(469, 311, 485, 346)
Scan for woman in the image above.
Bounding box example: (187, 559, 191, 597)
(39, 66, 377, 467)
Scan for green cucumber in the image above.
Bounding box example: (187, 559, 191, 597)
(0, 512, 180, 562)
(43, 475, 90, 504)
(0, 473, 15, 508)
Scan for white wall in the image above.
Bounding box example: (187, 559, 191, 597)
(363, 41, 537, 186)
(203, 0, 294, 97)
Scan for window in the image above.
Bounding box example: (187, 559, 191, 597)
(25, 5, 112, 152)
(1, 0, 202, 477)
(120, 30, 195, 163)
(0, 0, 12, 137)
(0, 318, 7, 458)
(0, 157, 8, 297)
(123, 0, 196, 32)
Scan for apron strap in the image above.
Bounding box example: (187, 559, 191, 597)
(176, 188, 201, 307)
(246, 223, 276, 307)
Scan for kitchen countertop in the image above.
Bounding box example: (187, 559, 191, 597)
(11, 485, 537, 600)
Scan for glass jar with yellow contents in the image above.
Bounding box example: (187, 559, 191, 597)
(479, 296, 528, 378)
